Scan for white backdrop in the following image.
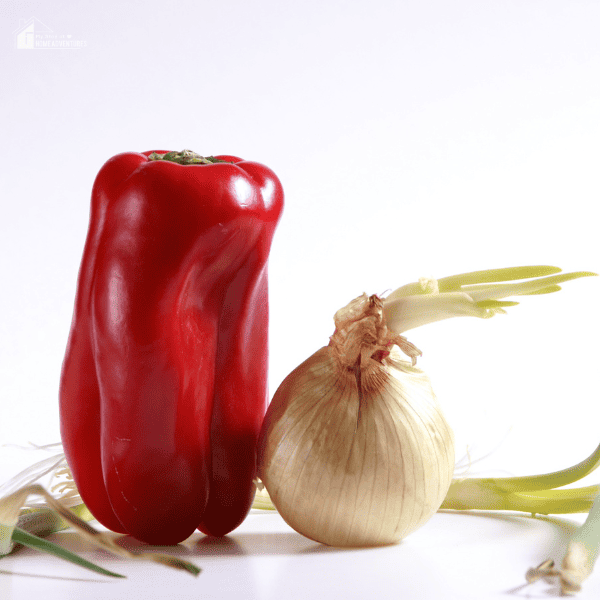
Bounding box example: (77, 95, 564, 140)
(1, 2, 599, 591)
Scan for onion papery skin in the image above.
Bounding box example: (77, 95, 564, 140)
(257, 345, 455, 547)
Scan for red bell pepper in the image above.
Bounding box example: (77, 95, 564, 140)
(59, 150, 284, 544)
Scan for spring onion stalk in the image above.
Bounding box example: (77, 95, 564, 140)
(559, 493, 600, 594)
(0, 447, 100, 558)
(0, 483, 200, 576)
(525, 492, 600, 595)
(441, 439, 600, 514)
(382, 265, 596, 333)
(9, 526, 126, 578)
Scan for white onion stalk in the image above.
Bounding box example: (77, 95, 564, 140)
(526, 491, 600, 595)
(560, 493, 600, 594)
(257, 265, 596, 548)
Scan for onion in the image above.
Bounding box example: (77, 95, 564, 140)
(258, 266, 598, 548)
(257, 294, 454, 547)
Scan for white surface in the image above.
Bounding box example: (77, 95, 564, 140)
(0, 507, 596, 600)
(1, 0, 599, 597)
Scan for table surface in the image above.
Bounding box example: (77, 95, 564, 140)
(2, 444, 599, 600)
(1, 499, 598, 600)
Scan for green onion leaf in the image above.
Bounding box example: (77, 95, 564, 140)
(8, 526, 125, 578)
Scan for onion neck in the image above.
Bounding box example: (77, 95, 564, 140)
(328, 294, 422, 371)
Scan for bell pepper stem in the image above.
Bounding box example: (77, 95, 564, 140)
(147, 149, 229, 165)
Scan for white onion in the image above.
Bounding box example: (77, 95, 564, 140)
(257, 294, 455, 547)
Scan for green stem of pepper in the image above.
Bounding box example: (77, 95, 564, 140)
(147, 150, 228, 165)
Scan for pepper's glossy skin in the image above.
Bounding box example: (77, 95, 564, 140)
(59, 151, 283, 544)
